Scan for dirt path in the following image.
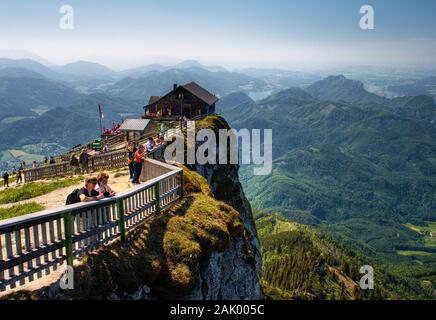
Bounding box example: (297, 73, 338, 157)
(0, 170, 132, 210)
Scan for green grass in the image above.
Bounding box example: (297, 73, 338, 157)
(0, 176, 84, 204)
(404, 222, 436, 249)
(397, 250, 434, 257)
(0, 202, 45, 220)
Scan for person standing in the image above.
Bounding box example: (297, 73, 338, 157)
(49, 156, 56, 165)
(127, 142, 137, 180)
(132, 145, 146, 184)
(79, 149, 90, 174)
(144, 137, 155, 152)
(70, 154, 80, 175)
(3, 171, 9, 187)
(103, 143, 110, 153)
(16, 166, 24, 184)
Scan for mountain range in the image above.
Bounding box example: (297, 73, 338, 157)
(0, 57, 272, 171)
(220, 75, 436, 269)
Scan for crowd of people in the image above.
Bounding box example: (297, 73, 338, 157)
(65, 134, 167, 205)
(102, 122, 122, 136)
(69, 148, 92, 174)
(1, 154, 64, 188)
(2, 133, 167, 197)
(2, 161, 27, 188)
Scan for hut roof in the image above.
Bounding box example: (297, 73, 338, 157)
(120, 119, 151, 132)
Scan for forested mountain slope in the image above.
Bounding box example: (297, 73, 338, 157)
(221, 75, 436, 264)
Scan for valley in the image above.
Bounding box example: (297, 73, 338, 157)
(219, 74, 436, 294)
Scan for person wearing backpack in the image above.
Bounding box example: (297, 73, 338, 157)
(65, 176, 104, 205)
(78, 176, 104, 202)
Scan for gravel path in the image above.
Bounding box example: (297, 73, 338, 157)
(0, 170, 132, 210)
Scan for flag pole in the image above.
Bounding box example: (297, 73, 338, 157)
(99, 116, 103, 136)
(98, 104, 104, 136)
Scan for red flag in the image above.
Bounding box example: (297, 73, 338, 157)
(98, 104, 104, 119)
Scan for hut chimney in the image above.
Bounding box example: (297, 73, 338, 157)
(173, 84, 178, 91)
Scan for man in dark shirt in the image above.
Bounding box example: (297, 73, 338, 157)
(79, 149, 90, 174)
(78, 176, 104, 202)
(3, 171, 9, 187)
(16, 166, 24, 184)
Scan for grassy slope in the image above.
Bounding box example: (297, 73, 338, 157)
(0, 176, 83, 204)
(0, 202, 45, 220)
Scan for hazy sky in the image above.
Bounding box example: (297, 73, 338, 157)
(0, 0, 435, 70)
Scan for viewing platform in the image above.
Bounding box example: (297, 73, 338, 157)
(0, 158, 184, 294)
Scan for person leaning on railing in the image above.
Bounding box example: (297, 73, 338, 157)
(78, 176, 105, 202)
(132, 145, 146, 184)
(97, 172, 116, 197)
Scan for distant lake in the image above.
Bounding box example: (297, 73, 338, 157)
(248, 90, 274, 101)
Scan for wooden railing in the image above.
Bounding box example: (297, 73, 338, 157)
(105, 133, 126, 147)
(0, 159, 183, 292)
(89, 150, 128, 172)
(24, 145, 167, 183)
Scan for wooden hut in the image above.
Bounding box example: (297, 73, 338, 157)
(143, 82, 218, 120)
(120, 119, 156, 142)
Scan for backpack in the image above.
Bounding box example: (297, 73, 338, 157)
(66, 189, 80, 205)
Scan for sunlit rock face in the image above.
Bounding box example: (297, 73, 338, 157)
(186, 116, 262, 300)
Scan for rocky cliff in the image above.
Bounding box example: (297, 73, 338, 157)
(186, 116, 262, 299)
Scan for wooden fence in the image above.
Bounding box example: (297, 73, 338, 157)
(0, 159, 183, 292)
(24, 145, 166, 183)
(105, 133, 126, 146)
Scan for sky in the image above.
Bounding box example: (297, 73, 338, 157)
(0, 0, 435, 70)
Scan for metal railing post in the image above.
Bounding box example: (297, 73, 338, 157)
(116, 198, 126, 242)
(63, 212, 73, 267)
(155, 182, 161, 213)
(180, 171, 184, 197)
